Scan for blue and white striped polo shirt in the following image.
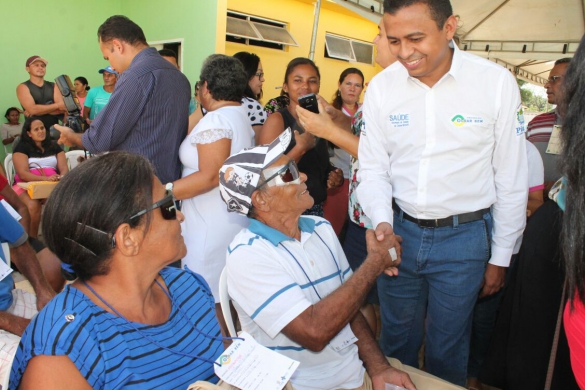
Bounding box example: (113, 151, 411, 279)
(226, 216, 365, 390)
(10, 268, 223, 389)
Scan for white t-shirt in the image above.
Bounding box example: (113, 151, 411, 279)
(1, 123, 22, 140)
(179, 105, 254, 302)
(513, 140, 545, 254)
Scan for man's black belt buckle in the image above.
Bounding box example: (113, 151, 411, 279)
(417, 218, 445, 228)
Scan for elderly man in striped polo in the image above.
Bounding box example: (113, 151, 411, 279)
(219, 131, 463, 390)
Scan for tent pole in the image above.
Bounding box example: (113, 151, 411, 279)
(308, 0, 323, 60)
(582, 0, 585, 30)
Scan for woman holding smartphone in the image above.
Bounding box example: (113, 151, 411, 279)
(259, 57, 343, 217)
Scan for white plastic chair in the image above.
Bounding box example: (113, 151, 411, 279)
(3, 153, 14, 185)
(65, 150, 86, 170)
(219, 268, 237, 337)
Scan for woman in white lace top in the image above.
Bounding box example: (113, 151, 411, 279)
(172, 55, 254, 334)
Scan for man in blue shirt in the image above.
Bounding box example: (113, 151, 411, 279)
(54, 15, 191, 183)
(83, 66, 118, 123)
(0, 204, 55, 385)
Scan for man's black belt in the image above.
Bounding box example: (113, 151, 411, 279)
(392, 200, 489, 228)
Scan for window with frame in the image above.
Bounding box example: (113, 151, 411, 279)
(324, 33, 374, 65)
(226, 11, 298, 50)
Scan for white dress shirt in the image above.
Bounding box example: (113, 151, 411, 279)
(357, 43, 528, 267)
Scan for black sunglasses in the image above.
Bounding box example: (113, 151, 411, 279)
(130, 190, 177, 221)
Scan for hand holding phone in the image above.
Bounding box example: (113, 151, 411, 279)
(298, 93, 319, 114)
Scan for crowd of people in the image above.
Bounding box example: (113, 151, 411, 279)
(1, 0, 585, 389)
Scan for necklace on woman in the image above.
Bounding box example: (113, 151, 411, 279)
(81, 277, 242, 366)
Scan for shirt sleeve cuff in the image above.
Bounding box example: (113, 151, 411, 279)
(265, 300, 311, 339)
(370, 208, 394, 231)
(489, 244, 514, 267)
(9, 231, 28, 249)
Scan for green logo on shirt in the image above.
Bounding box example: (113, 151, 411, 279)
(452, 115, 466, 127)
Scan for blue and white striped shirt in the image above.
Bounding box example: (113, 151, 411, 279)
(82, 47, 191, 183)
(10, 268, 223, 389)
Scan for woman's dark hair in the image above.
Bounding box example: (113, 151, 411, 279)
(75, 77, 90, 91)
(4, 107, 19, 121)
(199, 54, 248, 102)
(560, 34, 585, 306)
(384, 0, 453, 30)
(282, 57, 321, 86)
(331, 67, 365, 110)
(233, 51, 263, 100)
(20, 117, 52, 149)
(42, 152, 155, 281)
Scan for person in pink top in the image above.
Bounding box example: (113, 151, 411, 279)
(561, 33, 585, 388)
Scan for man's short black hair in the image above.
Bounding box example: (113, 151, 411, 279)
(383, 0, 453, 29)
(98, 15, 147, 46)
(555, 57, 572, 66)
(158, 49, 178, 61)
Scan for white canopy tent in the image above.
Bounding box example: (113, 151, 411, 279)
(330, 0, 584, 85)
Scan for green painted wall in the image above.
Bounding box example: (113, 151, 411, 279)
(122, 0, 221, 90)
(0, 0, 220, 164)
(0, 0, 121, 162)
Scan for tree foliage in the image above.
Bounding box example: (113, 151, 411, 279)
(517, 78, 549, 112)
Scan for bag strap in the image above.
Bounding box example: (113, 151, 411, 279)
(29, 162, 46, 177)
(544, 278, 568, 390)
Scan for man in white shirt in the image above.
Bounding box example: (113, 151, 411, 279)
(357, 0, 528, 385)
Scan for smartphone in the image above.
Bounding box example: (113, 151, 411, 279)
(298, 93, 319, 114)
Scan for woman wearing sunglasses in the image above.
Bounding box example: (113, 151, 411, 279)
(10, 152, 226, 389)
(172, 54, 254, 335)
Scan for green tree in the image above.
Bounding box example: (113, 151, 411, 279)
(517, 78, 547, 111)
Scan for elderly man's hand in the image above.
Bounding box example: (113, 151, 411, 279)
(11, 316, 32, 337)
(371, 367, 417, 390)
(53, 124, 76, 147)
(36, 288, 57, 312)
(366, 227, 402, 276)
(327, 168, 343, 189)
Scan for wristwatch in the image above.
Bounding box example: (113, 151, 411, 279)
(165, 182, 174, 194)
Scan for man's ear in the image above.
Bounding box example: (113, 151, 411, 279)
(251, 189, 270, 212)
(111, 38, 124, 54)
(444, 15, 458, 41)
(113, 223, 142, 257)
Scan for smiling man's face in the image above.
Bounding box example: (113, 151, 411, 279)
(384, 2, 456, 87)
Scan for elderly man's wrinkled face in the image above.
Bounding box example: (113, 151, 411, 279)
(262, 156, 313, 214)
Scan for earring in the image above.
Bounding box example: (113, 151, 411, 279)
(337, 90, 341, 97)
